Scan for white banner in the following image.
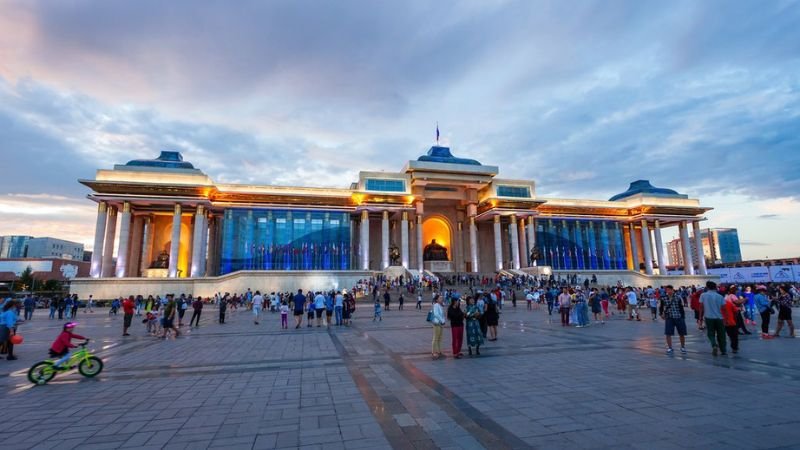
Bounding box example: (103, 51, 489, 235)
(707, 267, 731, 282)
(769, 265, 796, 283)
(728, 266, 771, 283)
(0, 260, 53, 276)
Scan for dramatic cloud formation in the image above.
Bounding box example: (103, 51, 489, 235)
(0, 0, 799, 258)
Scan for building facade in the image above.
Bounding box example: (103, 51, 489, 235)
(78, 149, 714, 280)
(667, 228, 742, 268)
(0, 235, 32, 258)
(25, 237, 85, 261)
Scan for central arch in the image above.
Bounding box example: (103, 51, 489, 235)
(422, 216, 453, 261)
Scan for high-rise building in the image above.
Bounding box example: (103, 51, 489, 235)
(702, 228, 741, 264)
(668, 229, 742, 266)
(25, 237, 85, 261)
(0, 235, 33, 258)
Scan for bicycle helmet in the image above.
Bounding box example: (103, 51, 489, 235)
(64, 322, 78, 329)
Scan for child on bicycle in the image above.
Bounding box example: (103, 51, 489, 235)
(49, 322, 88, 368)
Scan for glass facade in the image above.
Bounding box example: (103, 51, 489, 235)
(220, 209, 352, 275)
(497, 185, 531, 198)
(536, 219, 627, 270)
(365, 178, 405, 192)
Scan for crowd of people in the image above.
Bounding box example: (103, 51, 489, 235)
(1, 274, 797, 364)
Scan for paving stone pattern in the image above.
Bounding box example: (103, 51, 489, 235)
(1, 297, 799, 449)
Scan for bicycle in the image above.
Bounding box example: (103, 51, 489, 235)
(27, 341, 104, 385)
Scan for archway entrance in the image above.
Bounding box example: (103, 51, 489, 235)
(422, 216, 452, 261)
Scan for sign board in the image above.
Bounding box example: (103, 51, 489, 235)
(728, 266, 771, 283)
(769, 265, 795, 283)
(707, 267, 731, 282)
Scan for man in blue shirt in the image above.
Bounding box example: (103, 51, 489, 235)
(292, 289, 306, 329)
(23, 294, 35, 321)
(700, 281, 726, 356)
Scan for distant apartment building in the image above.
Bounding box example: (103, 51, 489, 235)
(0, 235, 33, 258)
(25, 237, 85, 261)
(667, 228, 742, 267)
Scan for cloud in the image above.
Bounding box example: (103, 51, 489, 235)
(1, 1, 800, 257)
(757, 214, 780, 220)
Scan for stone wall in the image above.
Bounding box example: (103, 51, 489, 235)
(550, 270, 719, 288)
(70, 270, 375, 300)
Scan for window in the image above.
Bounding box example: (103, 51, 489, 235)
(365, 178, 405, 192)
(497, 185, 530, 198)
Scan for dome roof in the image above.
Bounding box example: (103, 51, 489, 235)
(417, 146, 482, 165)
(609, 180, 687, 201)
(125, 151, 195, 169)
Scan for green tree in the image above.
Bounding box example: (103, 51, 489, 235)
(18, 266, 34, 292)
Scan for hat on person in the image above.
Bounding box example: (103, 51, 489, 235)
(64, 322, 78, 329)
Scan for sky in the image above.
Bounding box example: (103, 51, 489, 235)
(0, 0, 799, 260)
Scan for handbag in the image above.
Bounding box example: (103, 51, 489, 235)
(426, 310, 434, 322)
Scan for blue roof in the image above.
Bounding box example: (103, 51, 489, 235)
(125, 151, 195, 169)
(417, 146, 482, 165)
(609, 180, 687, 201)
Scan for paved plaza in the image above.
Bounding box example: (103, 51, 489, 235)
(2, 296, 800, 450)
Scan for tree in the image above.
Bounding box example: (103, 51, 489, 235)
(18, 266, 34, 292)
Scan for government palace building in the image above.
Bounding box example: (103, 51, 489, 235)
(72, 147, 715, 297)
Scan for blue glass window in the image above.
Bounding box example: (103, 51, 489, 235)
(533, 219, 627, 271)
(220, 209, 352, 274)
(365, 179, 405, 192)
(497, 185, 531, 198)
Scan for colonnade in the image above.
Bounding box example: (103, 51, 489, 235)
(89, 201, 213, 278)
(628, 219, 708, 276)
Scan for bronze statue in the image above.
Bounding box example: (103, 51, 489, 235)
(529, 246, 540, 265)
(423, 239, 448, 261)
(150, 251, 170, 269)
(389, 245, 401, 266)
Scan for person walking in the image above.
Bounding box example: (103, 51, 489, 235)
(313, 291, 326, 327)
(23, 294, 35, 321)
(465, 296, 483, 356)
(383, 290, 391, 311)
(398, 293, 404, 310)
(87, 294, 95, 313)
(626, 287, 640, 321)
(334, 291, 344, 326)
(447, 298, 465, 358)
(161, 296, 180, 339)
(189, 296, 203, 327)
(71, 294, 79, 319)
(722, 287, 741, 354)
(49, 297, 56, 319)
(558, 288, 571, 327)
(416, 293, 423, 310)
(252, 291, 263, 325)
(485, 296, 499, 340)
(177, 295, 188, 327)
(754, 286, 773, 339)
(57, 297, 66, 320)
(700, 281, 727, 356)
(122, 295, 135, 336)
(773, 284, 796, 338)
(659, 285, 687, 354)
(431, 295, 445, 360)
(218, 295, 227, 324)
(292, 289, 305, 329)
(373, 298, 382, 322)
(0, 300, 19, 360)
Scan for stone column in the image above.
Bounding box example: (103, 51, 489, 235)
(360, 210, 370, 270)
(381, 210, 389, 269)
(527, 217, 536, 266)
(139, 216, 154, 276)
(190, 206, 205, 277)
(469, 217, 478, 273)
(509, 215, 520, 270)
(493, 216, 503, 271)
(199, 212, 209, 276)
(654, 220, 666, 274)
(628, 223, 639, 272)
(206, 215, 216, 276)
(416, 215, 424, 273)
(115, 202, 132, 278)
(400, 211, 409, 268)
(168, 204, 182, 278)
(693, 221, 708, 275)
(680, 221, 695, 275)
(101, 206, 118, 278)
(640, 219, 654, 275)
(518, 217, 528, 268)
(456, 221, 464, 272)
(90, 202, 108, 278)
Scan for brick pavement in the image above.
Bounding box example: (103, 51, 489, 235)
(1, 297, 799, 449)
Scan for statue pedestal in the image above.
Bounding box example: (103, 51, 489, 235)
(424, 261, 454, 273)
(144, 268, 169, 278)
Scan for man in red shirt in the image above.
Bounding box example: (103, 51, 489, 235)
(122, 296, 135, 336)
(690, 288, 704, 330)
